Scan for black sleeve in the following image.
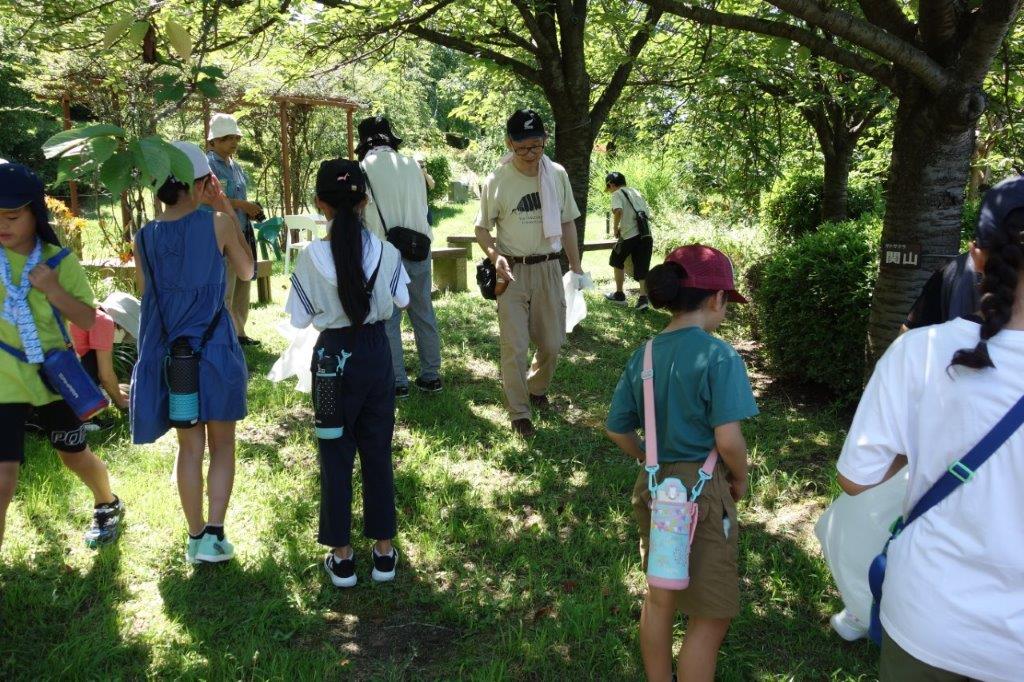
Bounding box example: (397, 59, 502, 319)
(903, 267, 946, 329)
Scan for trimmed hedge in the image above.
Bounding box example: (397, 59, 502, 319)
(754, 217, 881, 395)
(759, 169, 882, 242)
(425, 155, 452, 206)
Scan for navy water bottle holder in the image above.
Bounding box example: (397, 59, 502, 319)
(138, 228, 225, 428)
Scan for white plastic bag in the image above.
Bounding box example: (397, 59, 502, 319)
(563, 271, 592, 333)
(267, 321, 320, 393)
(814, 470, 909, 625)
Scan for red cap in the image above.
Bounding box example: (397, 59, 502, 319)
(665, 245, 747, 303)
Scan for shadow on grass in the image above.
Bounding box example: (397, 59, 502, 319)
(0, 543, 151, 678)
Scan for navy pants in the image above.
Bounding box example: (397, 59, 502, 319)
(312, 322, 397, 548)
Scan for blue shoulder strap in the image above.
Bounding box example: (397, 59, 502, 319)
(901, 391, 1024, 530)
(0, 247, 75, 362)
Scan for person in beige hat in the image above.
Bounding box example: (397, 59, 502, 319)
(207, 113, 262, 346)
(67, 291, 141, 412)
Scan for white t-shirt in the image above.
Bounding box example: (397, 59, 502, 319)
(838, 318, 1024, 681)
(610, 187, 649, 240)
(474, 160, 581, 257)
(361, 148, 431, 244)
(286, 230, 409, 331)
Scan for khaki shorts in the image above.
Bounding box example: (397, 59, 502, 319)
(632, 460, 740, 619)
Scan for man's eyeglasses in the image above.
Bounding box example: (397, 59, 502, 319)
(512, 143, 545, 157)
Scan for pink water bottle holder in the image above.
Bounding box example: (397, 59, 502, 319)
(641, 338, 718, 591)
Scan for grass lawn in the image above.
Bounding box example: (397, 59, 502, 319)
(0, 207, 877, 680)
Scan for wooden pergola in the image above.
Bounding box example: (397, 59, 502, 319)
(202, 93, 362, 215)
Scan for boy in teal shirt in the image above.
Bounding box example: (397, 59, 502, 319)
(606, 245, 757, 682)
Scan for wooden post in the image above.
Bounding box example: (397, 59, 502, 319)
(347, 108, 355, 160)
(61, 94, 80, 216)
(279, 100, 293, 215)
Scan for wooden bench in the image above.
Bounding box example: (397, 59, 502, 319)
(255, 259, 274, 304)
(431, 247, 468, 293)
(446, 235, 478, 260)
(581, 239, 618, 252)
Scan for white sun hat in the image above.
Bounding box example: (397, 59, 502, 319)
(170, 141, 212, 180)
(208, 113, 242, 140)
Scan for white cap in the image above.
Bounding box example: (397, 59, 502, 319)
(208, 113, 242, 140)
(100, 291, 141, 340)
(170, 141, 212, 180)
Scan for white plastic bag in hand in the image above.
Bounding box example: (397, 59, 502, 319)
(814, 470, 909, 625)
(267, 321, 320, 393)
(564, 272, 588, 333)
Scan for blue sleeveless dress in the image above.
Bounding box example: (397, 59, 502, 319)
(130, 210, 247, 444)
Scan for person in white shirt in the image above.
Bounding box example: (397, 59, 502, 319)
(837, 176, 1024, 681)
(603, 172, 653, 310)
(357, 116, 442, 399)
(286, 158, 410, 589)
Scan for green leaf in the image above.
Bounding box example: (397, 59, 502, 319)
(155, 83, 187, 104)
(165, 142, 195, 188)
(100, 150, 134, 197)
(42, 124, 126, 159)
(55, 156, 80, 185)
(89, 137, 118, 164)
(165, 17, 192, 61)
(769, 38, 791, 60)
(198, 65, 226, 79)
(196, 78, 221, 98)
(102, 13, 135, 49)
(131, 137, 170, 187)
(128, 20, 150, 46)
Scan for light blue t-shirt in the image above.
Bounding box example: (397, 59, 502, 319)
(207, 151, 248, 229)
(606, 326, 759, 462)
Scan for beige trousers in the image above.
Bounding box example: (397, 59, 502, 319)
(224, 262, 252, 337)
(496, 259, 566, 420)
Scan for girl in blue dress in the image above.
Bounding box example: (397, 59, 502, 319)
(131, 141, 253, 564)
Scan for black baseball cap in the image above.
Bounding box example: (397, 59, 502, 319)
(506, 109, 546, 142)
(0, 162, 61, 245)
(976, 175, 1024, 248)
(606, 172, 627, 187)
(316, 158, 366, 198)
(355, 115, 403, 159)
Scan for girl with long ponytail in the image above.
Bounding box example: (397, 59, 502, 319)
(836, 177, 1024, 679)
(285, 158, 410, 589)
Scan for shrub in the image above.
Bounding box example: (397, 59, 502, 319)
(653, 211, 769, 285)
(588, 152, 698, 217)
(759, 168, 882, 242)
(960, 196, 981, 250)
(425, 155, 452, 206)
(755, 216, 881, 395)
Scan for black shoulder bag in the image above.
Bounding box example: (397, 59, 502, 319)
(362, 166, 432, 262)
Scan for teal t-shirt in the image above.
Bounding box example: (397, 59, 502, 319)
(606, 326, 759, 462)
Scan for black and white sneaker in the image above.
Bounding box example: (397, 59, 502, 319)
(84, 496, 125, 548)
(635, 295, 650, 311)
(414, 377, 443, 393)
(604, 291, 627, 305)
(371, 547, 398, 583)
(324, 551, 357, 588)
(396, 385, 410, 399)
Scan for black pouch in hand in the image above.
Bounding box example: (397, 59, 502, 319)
(476, 258, 497, 300)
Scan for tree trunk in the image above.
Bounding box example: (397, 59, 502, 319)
(866, 83, 978, 363)
(549, 93, 595, 250)
(822, 141, 853, 222)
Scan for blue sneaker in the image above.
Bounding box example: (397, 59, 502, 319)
(84, 496, 124, 548)
(185, 536, 202, 565)
(195, 531, 234, 563)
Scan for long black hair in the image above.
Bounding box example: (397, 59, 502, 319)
(315, 159, 371, 326)
(951, 207, 1024, 369)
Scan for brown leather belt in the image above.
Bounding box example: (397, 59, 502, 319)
(505, 252, 561, 265)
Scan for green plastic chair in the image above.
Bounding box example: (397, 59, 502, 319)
(255, 217, 284, 260)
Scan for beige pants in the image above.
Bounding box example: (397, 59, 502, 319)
(224, 262, 251, 337)
(496, 259, 566, 420)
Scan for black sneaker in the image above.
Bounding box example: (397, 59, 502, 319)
(604, 291, 627, 305)
(238, 336, 262, 346)
(371, 547, 398, 583)
(396, 385, 410, 399)
(414, 377, 443, 393)
(636, 295, 650, 311)
(85, 496, 125, 548)
(324, 551, 357, 588)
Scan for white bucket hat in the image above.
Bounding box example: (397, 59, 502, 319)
(100, 291, 141, 340)
(170, 141, 212, 180)
(208, 113, 242, 141)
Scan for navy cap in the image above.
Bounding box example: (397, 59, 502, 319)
(316, 158, 366, 198)
(0, 162, 45, 210)
(976, 175, 1024, 248)
(506, 109, 546, 142)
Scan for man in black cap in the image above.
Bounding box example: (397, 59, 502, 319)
(357, 116, 443, 398)
(474, 109, 583, 437)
